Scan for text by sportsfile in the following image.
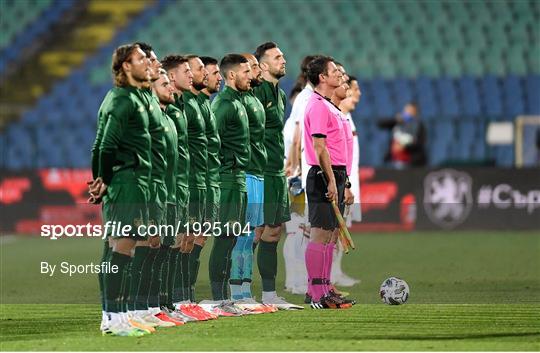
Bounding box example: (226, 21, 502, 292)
(40, 221, 251, 240)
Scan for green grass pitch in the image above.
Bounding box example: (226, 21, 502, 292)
(1, 231, 539, 351)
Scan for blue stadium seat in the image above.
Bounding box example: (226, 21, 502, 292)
(356, 80, 373, 119)
(494, 145, 514, 167)
(390, 78, 414, 109)
(415, 76, 438, 120)
(525, 75, 540, 114)
(457, 76, 482, 117)
(371, 78, 395, 117)
(430, 139, 451, 166)
(436, 77, 461, 118)
(502, 75, 525, 118)
(434, 120, 456, 142)
(480, 75, 503, 119)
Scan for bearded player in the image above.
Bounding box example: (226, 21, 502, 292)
(252, 42, 303, 309)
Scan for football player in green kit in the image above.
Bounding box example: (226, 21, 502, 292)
(90, 43, 153, 336)
(161, 55, 215, 321)
(207, 54, 251, 305)
(253, 42, 302, 309)
(228, 53, 275, 314)
(128, 43, 183, 328)
(193, 56, 222, 296)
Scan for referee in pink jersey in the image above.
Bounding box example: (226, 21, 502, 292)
(302, 56, 352, 310)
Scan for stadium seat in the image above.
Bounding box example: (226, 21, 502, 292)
(457, 76, 482, 117)
(435, 77, 461, 118)
(501, 75, 525, 118)
(415, 76, 439, 120)
(480, 75, 503, 119)
(390, 78, 414, 109)
(3, 0, 540, 170)
(525, 75, 540, 114)
(371, 78, 395, 117)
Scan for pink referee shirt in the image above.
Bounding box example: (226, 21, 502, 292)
(304, 92, 347, 167)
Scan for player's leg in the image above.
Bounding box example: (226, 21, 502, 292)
(258, 175, 302, 309)
(189, 187, 214, 302)
(284, 182, 308, 294)
(98, 238, 112, 331)
(230, 175, 257, 300)
(103, 181, 150, 335)
(210, 186, 240, 301)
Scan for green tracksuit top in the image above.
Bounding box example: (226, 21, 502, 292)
(99, 86, 151, 186)
(161, 107, 179, 203)
(253, 79, 286, 176)
(141, 88, 167, 184)
(241, 89, 267, 177)
(182, 91, 208, 189)
(211, 86, 250, 189)
(197, 92, 221, 188)
(169, 96, 190, 189)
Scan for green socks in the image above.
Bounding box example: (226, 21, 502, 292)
(98, 240, 111, 311)
(105, 251, 131, 313)
(209, 237, 236, 300)
(189, 244, 203, 302)
(135, 248, 157, 310)
(127, 246, 149, 311)
(257, 240, 278, 292)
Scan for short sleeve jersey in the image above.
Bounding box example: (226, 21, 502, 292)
(303, 91, 347, 167)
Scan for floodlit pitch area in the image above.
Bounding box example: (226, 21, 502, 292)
(1, 232, 539, 351)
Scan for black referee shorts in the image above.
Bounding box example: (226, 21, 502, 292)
(306, 165, 346, 231)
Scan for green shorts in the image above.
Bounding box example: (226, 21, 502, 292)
(263, 174, 291, 225)
(219, 187, 247, 238)
(206, 185, 221, 223)
(176, 185, 189, 233)
(148, 182, 167, 226)
(188, 187, 206, 231)
(103, 178, 148, 239)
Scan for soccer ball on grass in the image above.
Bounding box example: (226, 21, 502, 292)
(380, 277, 409, 305)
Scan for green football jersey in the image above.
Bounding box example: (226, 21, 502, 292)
(141, 89, 167, 183)
(241, 90, 267, 177)
(162, 108, 178, 204)
(197, 92, 221, 188)
(91, 88, 116, 179)
(169, 97, 190, 189)
(99, 86, 151, 186)
(253, 79, 286, 176)
(182, 91, 208, 189)
(211, 86, 250, 190)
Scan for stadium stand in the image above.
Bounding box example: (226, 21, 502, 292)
(0, 0, 77, 75)
(0, 0, 538, 169)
